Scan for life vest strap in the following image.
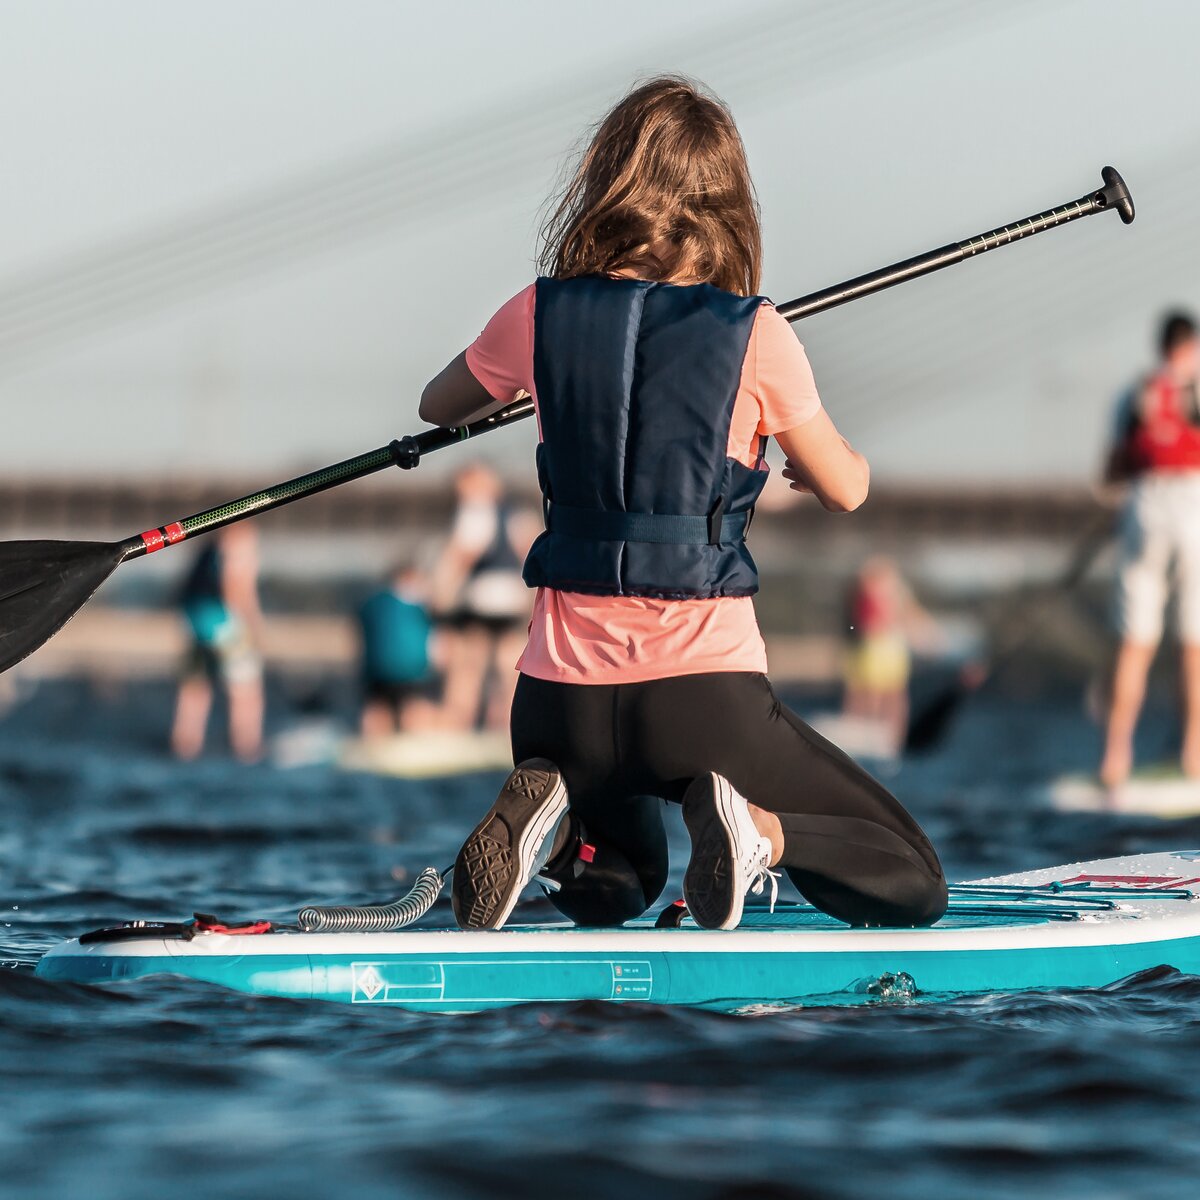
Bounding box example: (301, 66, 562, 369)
(546, 502, 749, 547)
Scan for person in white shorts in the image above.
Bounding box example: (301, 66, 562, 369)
(431, 463, 535, 731)
(1101, 311, 1200, 787)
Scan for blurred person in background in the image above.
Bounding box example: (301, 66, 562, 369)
(170, 525, 265, 762)
(357, 563, 436, 736)
(1100, 310, 1200, 787)
(432, 462, 534, 731)
(843, 556, 937, 753)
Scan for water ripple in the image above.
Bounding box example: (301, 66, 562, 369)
(3, 682, 1200, 1199)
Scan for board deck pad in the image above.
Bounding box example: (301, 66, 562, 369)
(35, 851, 1200, 1012)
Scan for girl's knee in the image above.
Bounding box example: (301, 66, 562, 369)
(858, 867, 947, 928)
(904, 870, 948, 927)
(549, 883, 646, 927)
(786, 863, 948, 928)
(545, 839, 664, 927)
(874, 868, 947, 928)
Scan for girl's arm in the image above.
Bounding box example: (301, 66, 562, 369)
(419, 351, 509, 427)
(775, 410, 870, 513)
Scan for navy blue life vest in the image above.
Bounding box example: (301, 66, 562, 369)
(523, 275, 768, 600)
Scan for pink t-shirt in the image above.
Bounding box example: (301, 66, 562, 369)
(465, 281, 823, 684)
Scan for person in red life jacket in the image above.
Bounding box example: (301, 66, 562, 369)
(419, 77, 946, 932)
(1100, 310, 1200, 787)
(843, 557, 938, 754)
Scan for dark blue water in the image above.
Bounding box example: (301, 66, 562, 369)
(4, 679, 1200, 1200)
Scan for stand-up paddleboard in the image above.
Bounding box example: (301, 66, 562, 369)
(269, 724, 513, 779)
(36, 851, 1200, 1011)
(339, 730, 512, 779)
(806, 711, 899, 762)
(1045, 767, 1200, 819)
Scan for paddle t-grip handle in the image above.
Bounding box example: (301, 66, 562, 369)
(778, 165, 1133, 321)
(1097, 165, 1135, 225)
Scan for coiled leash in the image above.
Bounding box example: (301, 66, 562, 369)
(297, 865, 449, 932)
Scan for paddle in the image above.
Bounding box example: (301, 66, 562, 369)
(903, 513, 1117, 754)
(0, 167, 1134, 676)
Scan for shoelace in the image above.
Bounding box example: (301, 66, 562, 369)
(746, 846, 781, 913)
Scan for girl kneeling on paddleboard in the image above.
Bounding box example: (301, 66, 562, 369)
(420, 77, 947, 931)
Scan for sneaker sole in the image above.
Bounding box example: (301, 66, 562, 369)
(682, 773, 744, 931)
(452, 760, 568, 930)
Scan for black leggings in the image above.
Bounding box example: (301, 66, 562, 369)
(512, 671, 947, 928)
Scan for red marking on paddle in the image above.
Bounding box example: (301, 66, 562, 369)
(140, 528, 165, 553)
(163, 522, 186, 545)
(1058, 873, 1200, 888)
(578, 843, 596, 864)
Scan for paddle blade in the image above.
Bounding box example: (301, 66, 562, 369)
(0, 540, 126, 674)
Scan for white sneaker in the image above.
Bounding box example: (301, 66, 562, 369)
(452, 759, 569, 930)
(682, 772, 779, 930)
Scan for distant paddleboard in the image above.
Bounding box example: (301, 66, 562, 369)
(339, 730, 512, 779)
(269, 724, 513, 779)
(269, 719, 347, 769)
(807, 712, 899, 761)
(1046, 765, 1200, 819)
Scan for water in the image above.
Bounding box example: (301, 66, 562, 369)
(3, 678, 1200, 1200)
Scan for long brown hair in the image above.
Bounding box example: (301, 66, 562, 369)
(539, 77, 762, 296)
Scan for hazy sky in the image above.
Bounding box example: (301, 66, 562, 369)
(1, 0, 1198, 483)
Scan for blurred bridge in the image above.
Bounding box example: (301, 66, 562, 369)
(0, 478, 1103, 543)
(0, 477, 1116, 681)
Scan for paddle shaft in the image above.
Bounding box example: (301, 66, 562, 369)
(118, 400, 534, 560)
(120, 167, 1133, 562)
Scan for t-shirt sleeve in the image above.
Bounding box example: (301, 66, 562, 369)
(752, 304, 824, 436)
(463, 283, 536, 403)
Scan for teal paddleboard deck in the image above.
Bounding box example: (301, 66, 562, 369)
(35, 852, 1200, 1011)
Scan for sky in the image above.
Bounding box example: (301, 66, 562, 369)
(1, 0, 1198, 484)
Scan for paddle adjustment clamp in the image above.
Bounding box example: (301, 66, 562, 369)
(390, 437, 422, 470)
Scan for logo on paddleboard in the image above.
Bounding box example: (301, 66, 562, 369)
(354, 965, 385, 1001)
